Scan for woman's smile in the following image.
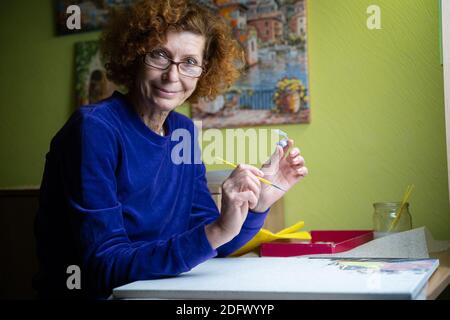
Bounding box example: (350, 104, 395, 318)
(153, 85, 182, 98)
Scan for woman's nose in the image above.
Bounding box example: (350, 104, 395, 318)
(164, 63, 180, 82)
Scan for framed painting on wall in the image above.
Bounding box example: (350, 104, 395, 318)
(191, 0, 310, 129)
(74, 40, 118, 107)
(55, 0, 134, 35)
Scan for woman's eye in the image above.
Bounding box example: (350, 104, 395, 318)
(185, 58, 198, 65)
(152, 50, 167, 59)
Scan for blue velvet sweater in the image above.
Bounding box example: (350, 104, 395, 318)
(33, 92, 269, 299)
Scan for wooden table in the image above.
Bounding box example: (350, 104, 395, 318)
(427, 249, 450, 299)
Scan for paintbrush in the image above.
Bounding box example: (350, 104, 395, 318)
(388, 184, 414, 232)
(215, 157, 287, 192)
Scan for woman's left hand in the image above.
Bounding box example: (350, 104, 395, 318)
(252, 139, 308, 213)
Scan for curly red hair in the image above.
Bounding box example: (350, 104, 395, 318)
(100, 0, 245, 103)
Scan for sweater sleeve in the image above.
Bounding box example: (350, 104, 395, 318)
(189, 158, 270, 258)
(59, 113, 217, 297)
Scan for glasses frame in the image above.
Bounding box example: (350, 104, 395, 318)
(142, 51, 205, 78)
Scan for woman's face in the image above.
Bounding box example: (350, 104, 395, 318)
(134, 31, 206, 112)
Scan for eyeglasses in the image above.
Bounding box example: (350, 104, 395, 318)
(143, 50, 204, 78)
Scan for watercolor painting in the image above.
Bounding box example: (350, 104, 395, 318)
(191, 0, 310, 128)
(55, 0, 134, 35)
(327, 258, 438, 275)
(74, 40, 118, 107)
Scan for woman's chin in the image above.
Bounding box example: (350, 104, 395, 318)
(153, 97, 181, 112)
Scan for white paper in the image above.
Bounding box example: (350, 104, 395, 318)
(299, 227, 449, 259)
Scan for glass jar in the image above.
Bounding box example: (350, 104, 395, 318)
(372, 202, 412, 237)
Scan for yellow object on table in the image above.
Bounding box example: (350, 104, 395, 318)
(229, 221, 311, 257)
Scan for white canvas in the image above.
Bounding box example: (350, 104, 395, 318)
(113, 257, 439, 300)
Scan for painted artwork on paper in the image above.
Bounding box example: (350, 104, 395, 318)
(192, 0, 310, 128)
(75, 40, 118, 106)
(327, 259, 438, 275)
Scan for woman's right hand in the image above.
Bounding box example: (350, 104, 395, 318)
(205, 164, 264, 249)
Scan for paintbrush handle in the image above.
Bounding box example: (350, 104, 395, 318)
(215, 157, 286, 192)
(389, 185, 414, 231)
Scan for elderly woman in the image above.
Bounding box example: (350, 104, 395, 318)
(34, 0, 308, 299)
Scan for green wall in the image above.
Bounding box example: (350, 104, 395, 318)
(1, 0, 449, 239)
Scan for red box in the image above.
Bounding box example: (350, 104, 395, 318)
(260, 230, 374, 257)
